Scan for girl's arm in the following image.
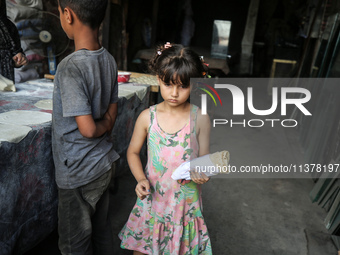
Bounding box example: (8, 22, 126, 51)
(127, 109, 151, 199)
(197, 111, 211, 157)
(191, 109, 211, 184)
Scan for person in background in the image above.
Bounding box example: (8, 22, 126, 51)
(0, 0, 28, 82)
(52, 0, 119, 254)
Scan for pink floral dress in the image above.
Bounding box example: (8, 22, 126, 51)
(119, 104, 212, 254)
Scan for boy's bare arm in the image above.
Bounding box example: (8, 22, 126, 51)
(104, 103, 118, 134)
(75, 103, 118, 138)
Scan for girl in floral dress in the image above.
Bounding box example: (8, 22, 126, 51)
(119, 43, 212, 254)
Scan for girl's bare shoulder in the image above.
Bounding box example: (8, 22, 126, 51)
(195, 106, 210, 123)
(194, 106, 211, 134)
(136, 108, 151, 130)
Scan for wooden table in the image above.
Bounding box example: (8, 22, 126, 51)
(124, 71, 159, 93)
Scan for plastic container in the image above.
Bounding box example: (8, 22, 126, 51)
(118, 72, 131, 83)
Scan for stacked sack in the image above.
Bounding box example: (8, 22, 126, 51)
(7, 0, 43, 83)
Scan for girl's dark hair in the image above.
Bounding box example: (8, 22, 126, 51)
(148, 44, 208, 87)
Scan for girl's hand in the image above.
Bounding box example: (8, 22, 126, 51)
(135, 179, 151, 200)
(13, 53, 28, 67)
(190, 170, 210, 185)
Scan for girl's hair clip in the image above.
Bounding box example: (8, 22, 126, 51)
(200, 55, 209, 66)
(164, 42, 171, 49)
(157, 42, 171, 56)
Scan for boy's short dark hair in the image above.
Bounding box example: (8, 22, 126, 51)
(58, 0, 107, 29)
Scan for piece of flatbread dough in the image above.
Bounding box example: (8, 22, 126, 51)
(0, 110, 51, 126)
(34, 100, 52, 110)
(0, 74, 16, 92)
(0, 123, 32, 143)
(209, 151, 230, 168)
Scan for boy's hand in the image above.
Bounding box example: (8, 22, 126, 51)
(103, 111, 113, 134)
(13, 53, 28, 67)
(104, 103, 117, 135)
(190, 170, 210, 185)
(135, 179, 151, 200)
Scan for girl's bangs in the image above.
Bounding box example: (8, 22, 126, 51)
(160, 60, 201, 86)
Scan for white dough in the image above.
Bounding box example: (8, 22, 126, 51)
(0, 74, 16, 92)
(0, 110, 51, 126)
(0, 123, 32, 144)
(34, 100, 53, 110)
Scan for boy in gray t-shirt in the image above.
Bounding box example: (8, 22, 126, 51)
(52, 0, 119, 253)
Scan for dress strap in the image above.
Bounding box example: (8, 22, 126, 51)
(148, 105, 156, 133)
